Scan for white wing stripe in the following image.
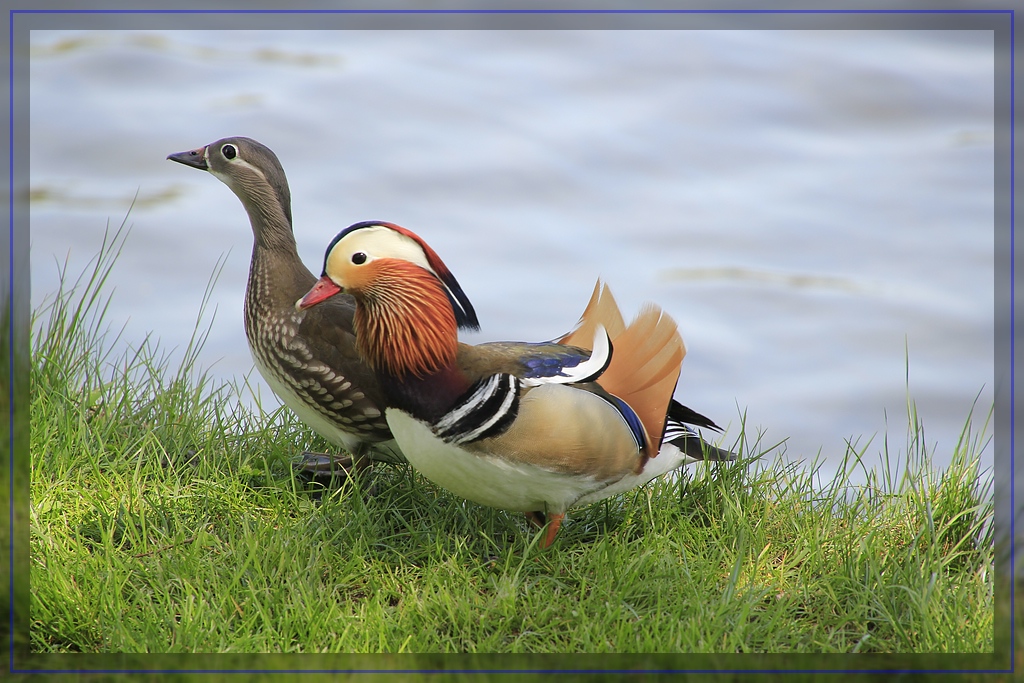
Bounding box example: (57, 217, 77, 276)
(522, 324, 612, 387)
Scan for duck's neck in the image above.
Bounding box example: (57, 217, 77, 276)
(233, 174, 302, 256)
(355, 263, 468, 421)
(241, 184, 315, 322)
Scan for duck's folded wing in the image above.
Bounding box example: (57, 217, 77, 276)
(442, 381, 644, 482)
(467, 338, 608, 385)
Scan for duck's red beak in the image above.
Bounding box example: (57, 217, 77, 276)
(297, 276, 342, 310)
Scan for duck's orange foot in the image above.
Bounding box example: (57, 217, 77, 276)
(523, 511, 564, 547)
(541, 512, 564, 549)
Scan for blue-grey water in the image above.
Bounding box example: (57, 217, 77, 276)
(29, 30, 996, 496)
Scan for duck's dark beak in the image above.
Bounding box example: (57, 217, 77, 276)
(167, 146, 208, 170)
(297, 276, 343, 310)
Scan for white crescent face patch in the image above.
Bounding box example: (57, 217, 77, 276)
(324, 225, 439, 287)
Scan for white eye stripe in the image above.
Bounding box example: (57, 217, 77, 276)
(364, 227, 435, 273)
(327, 226, 438, 280)
(229, 157, 267, 181)
(209, 146, 267, 184)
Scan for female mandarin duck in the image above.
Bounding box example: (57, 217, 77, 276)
(167, 138, 408, 480)
(297, 221, 733, 547)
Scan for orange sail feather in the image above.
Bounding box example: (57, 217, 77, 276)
(561, 282, 685, 452)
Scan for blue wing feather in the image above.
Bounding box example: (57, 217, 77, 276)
(517, 348, 588, 379)
(604, 394, 647, 452)
(476, 341, 592, 381)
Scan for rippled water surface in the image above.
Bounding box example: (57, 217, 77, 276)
(29, 29, 996, 484)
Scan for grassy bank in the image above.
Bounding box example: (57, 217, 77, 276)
(25, 227, 996, 666)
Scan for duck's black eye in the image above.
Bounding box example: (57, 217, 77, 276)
(351, 252, 367, 265)
(222, 144, 237, 159)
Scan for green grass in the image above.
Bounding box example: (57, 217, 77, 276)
(25, 225, 996, 664)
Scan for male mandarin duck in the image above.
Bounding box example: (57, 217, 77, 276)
(167, 138, 413, 478)
(296, 221, 734, 547)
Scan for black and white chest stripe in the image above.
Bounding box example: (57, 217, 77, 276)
(432, 374, 522, 445)
(430, 325, 615, 446)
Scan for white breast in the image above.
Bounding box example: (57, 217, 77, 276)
(386, 409, 601, 514)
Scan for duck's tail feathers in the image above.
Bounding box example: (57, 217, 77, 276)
(572, 287, 685, 451)
(667, 399, 723, 433)
(662, 399, 736, 461)
(558, 280, 626, 349)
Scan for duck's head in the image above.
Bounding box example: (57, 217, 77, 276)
(299, 221, 478, 329)
(167, 137, 293, 229)
(298, 221, 479, 377)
